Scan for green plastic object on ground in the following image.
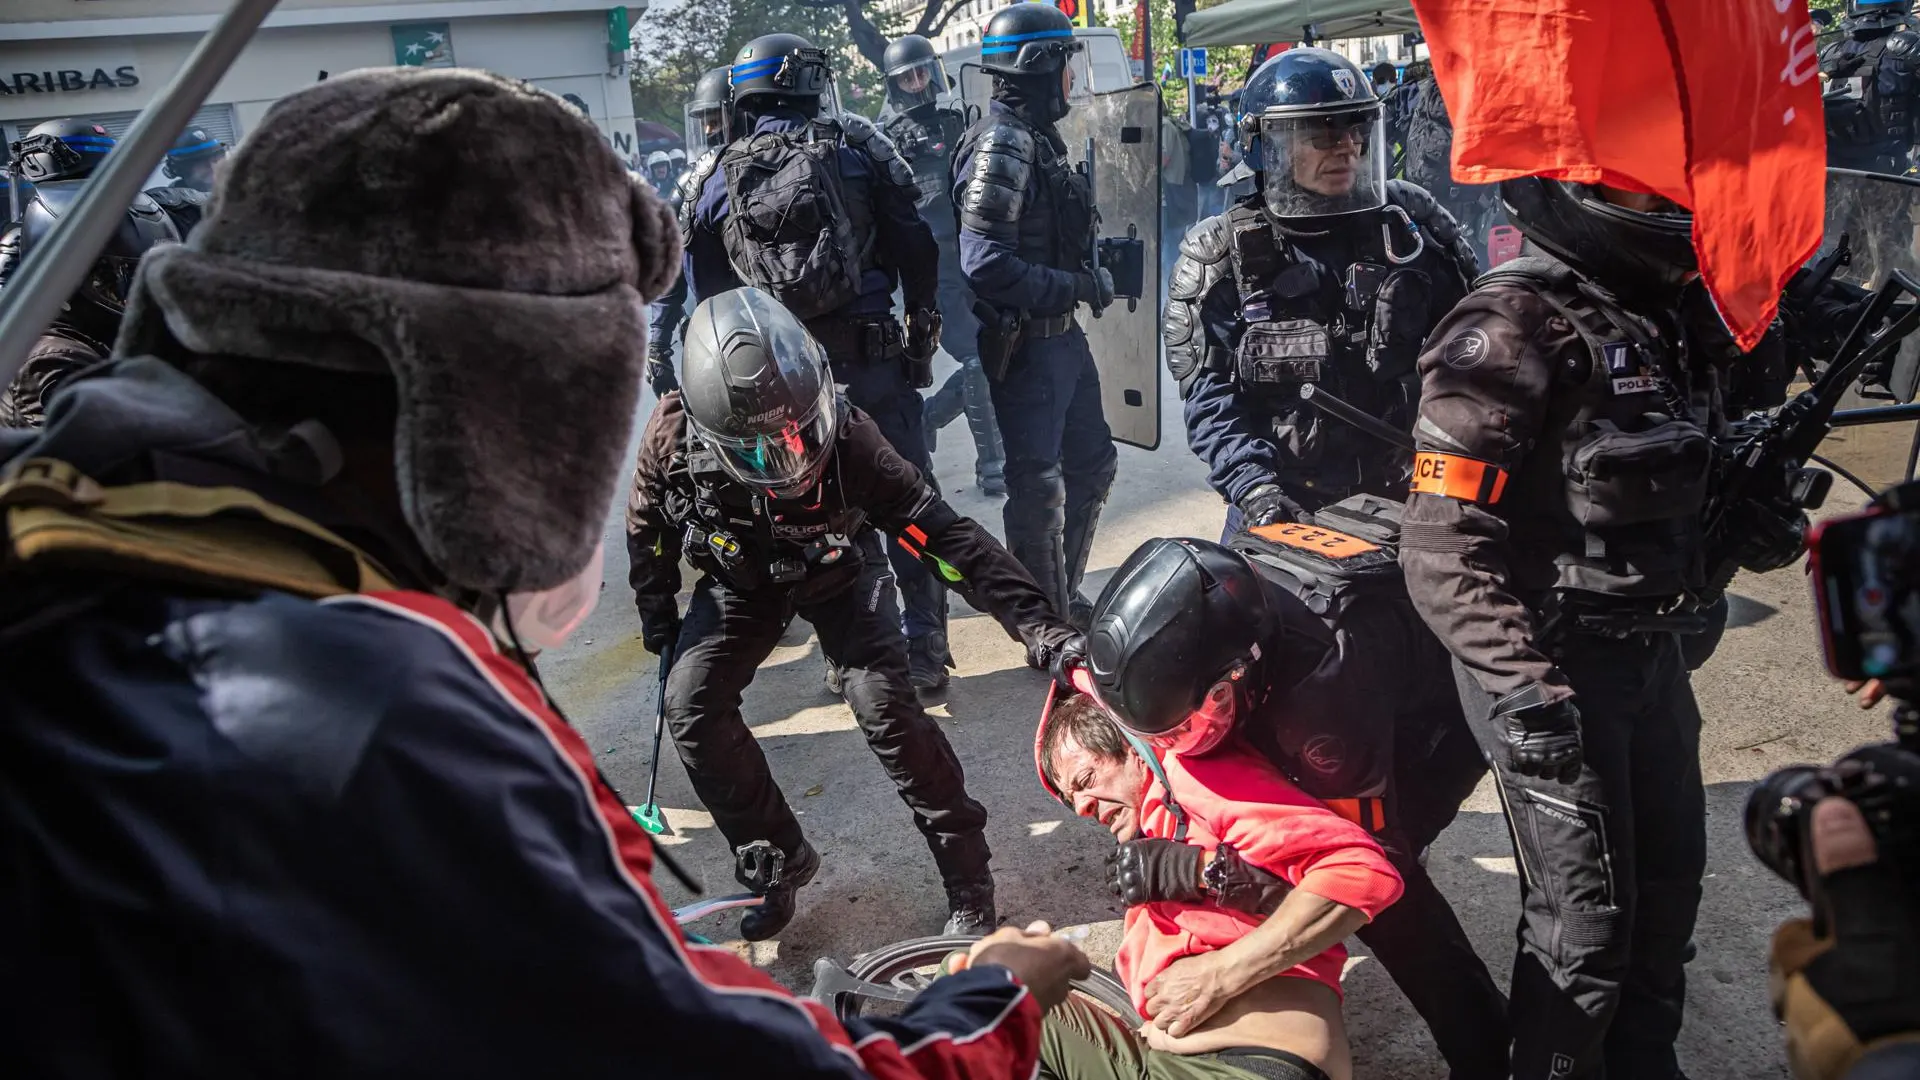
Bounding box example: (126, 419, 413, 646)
(631, 640, 675, 835)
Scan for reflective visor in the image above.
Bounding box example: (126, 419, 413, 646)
(1257, 105, 1387, 219)
(1145, 676, 1239, 757)
(699, 382, 837, 498)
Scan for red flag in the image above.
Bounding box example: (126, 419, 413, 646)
(1410, 0, 1826, 349)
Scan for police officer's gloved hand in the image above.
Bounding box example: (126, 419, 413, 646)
(1238, 483, 1306, 527)
(1203, 842, 1293, 916)
(1771, 796, 1920, 1080)
(1490, 681, 1583, 784)
(1033, 630, 1086, 694)
(1074, 267, 1116, 314)
(1106, 838, 1205, 906)
(636, 595, 682, 656)
(905, 307, 942, 361)
(646, 342, 679, 398)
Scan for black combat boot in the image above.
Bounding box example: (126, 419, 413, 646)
(737, 840, 821, 942)
(943, 875, 998, 936)
(907, 631, 953, 701)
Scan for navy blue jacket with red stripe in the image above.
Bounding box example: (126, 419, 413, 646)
(0, 359, 1042, 1080)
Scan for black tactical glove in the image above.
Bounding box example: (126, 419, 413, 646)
(1491, 681, 1583, 784)
(1733, 499, 1811, 574)
(1074, 268, 1116, 314)
(1106, 838, 1205, 906)
(646, 343, 679, 398)
(905, 307, 943, 362)
(1237, 483, 1306, 527)
(1203, 842, 1294, 916)
(636, 596, 682, 656)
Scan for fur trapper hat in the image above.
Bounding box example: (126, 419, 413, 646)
(118, 67, 680, 591)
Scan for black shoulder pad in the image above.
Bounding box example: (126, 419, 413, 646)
(1388, 179, 1480, 282)
(959, 121, 1034, 241)
(1889, 30, 1920, 59)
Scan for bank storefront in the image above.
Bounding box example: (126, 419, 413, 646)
(0, 1, 648, 169)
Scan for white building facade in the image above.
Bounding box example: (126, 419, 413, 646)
(0, 0, 647, 163)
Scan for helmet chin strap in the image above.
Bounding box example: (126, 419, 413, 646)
(1116, 727, 1190, 842)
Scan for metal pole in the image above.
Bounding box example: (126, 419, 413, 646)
(0, 0, 281, 389)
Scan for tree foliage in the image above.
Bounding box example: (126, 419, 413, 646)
(628, 0, 974, 135)
(1109, 0, 1252, 117)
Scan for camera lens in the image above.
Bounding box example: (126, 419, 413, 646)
(1744, 765, 1831, 896)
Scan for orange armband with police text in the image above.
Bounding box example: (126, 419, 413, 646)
(1410, 452, 1508, 505)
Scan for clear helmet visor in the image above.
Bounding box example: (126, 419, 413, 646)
(698, 381, 838, 499)
(887, 56, 949, 112)
(686, 103, 727, 149)
(1063, 46, 1095, 107)
(1258, 106, 1388, 220)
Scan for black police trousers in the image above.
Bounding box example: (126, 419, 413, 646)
(1453, 633, 1706, 1080)
(662, 562, 991, 889)
(1360, 712, 1510, 1080)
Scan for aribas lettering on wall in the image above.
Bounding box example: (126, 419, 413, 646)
(0, 68, 141, 95)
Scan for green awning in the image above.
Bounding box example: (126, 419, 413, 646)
(1182, 0, 1418, 48)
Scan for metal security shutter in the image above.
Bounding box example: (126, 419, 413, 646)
(7, 103, 239, 152)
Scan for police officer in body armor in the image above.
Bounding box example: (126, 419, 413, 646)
(0, 118, 119, 292)
(1820, 0, 1920, 173)
(1399, 179, 1724, 1078)
(144, 128, 226, 240)
(1072, 535, 1511, 1079)
(684, 33, 960, 696)
(645, 66, 736, 399)
(626, 288, 1079, 940)
(1167, 49, 1478, 539)
(879, 34, 1007, 498)
(951, 3, 1119, 623)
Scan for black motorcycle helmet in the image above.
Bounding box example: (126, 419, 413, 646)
(1499, 175, 1697, 297)
(161, 127, 227, 188)
(1084, 538, 1276, 755)
(1847, 0, 1911, 31)
(686, 65, 733, 150)
(22, 179, 179, 331)
(979, 4, 1086, 122)
(728, 33, 836, 134)
(10, 118, 116, 184)
(681, 287, 840, 499)
(1235, 48, 1387, 222)
(884, 34, 949, 115)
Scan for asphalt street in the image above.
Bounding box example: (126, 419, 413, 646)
(541, 350, 1916, 1079)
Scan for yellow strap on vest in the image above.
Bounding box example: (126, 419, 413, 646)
(1, 457, 398, 599)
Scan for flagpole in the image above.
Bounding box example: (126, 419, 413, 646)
(0, 0, 281, 388)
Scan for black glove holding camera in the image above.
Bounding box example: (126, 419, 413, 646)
(1750, 693, 1920, 1080)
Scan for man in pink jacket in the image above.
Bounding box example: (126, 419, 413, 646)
(1035, 690, 1403, 1080)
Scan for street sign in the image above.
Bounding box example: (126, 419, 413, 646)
(1179, 47, 1207, 78)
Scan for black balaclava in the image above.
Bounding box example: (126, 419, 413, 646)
(993, 72, 1069, 143)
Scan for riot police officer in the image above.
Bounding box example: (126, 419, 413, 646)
(626, 288, 1079, 939)
(646, 66, 736, 399)
(144, 127, 225, 239)
(685, 33, 956, 696)
(1, 119, 118, 292)
(1400, 178, 1719, 1079)
(644, 150, 674, 197)
(1072, 532, 1509, 1079)
(2, 178, 179, 426)
(1166, 48, 1478, 540)
(1820, 0, 1920, 173)
(951, 3, 1119, 623)
(879, 34, 1007, 498)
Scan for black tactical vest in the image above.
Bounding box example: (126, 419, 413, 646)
(672, 434, 870, 601)
(1224, 204, 1430, 497)
(1480, 257, 1712, 601)
(1821, 28, 1920, 170)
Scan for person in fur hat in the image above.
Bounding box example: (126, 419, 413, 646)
(0, 67, 1084, 1078)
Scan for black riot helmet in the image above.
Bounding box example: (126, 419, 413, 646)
(979, 4, 1089, 122)
(1083, 538, 1276, 756)
(728, 33, 838, 133)
(22, 179, 179, 331)
(161, 127, 227, 189)
(10, 118, 116, 184)
(884, 34, 949, 115)
(1847, 0, 1911, 31)
(686, 65, 733, 150)
(1235, 48, 1388, 222)
(681, 287, 841, 499)
(1499, 176, 1697, 297)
